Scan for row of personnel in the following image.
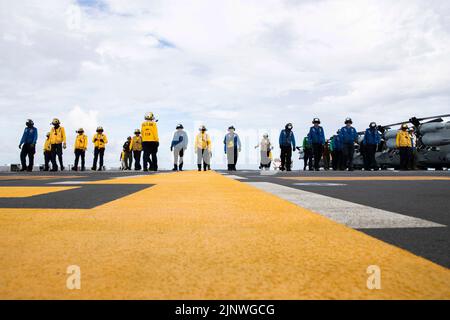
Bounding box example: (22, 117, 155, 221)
(18, 113, 415, 172)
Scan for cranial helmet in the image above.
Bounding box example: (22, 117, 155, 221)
(228, 125, 235, 131)
(312, 118, 320, 124)
(77, 128, 84, 133)
(370, 122, 377, 128)
(285, 123, 293, 130)
(145, 112, 154, 120)
(345, 117, 352, 124)
(96, 126, 104, 132)
(176, 124, 184, 130)
(26, 119, 34, 127)
(199, 125, 207, 131)
(51, 118, 60, 125)
(134, 129, 140, 134)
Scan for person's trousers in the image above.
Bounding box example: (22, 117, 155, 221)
(260, 150, 271, 168)
(197, 148, 210, 170)
(303, 148, 313, 170)
(280, 146, 292, 170)
(92, 147, 105, 169)
(399, 147, 411, 170)
(142, 142, 158, 171)
(51, 143, 63, 170)
(20, 143, 35, 171)
(226, 147, 238, 170)
(74, 149, 86, 170)
(123, 151, 132, 169)
(332, 150, 343, 170)
(44, 151, 52, 171)
(174, 147, 184, 166)
(323, 153, 330, 170)
(312, 143, 324, 170)
(409, 148, 417, 170)
(133, 150, 142, 170)
(364, 144, 378, 170)
(342, 143, 355, 170)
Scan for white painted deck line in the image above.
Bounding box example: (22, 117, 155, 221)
(247, 182, 445, 229)
(227, 175, 248, 180)
(48, 181, 89, 185)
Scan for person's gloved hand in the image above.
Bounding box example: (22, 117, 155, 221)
(63, 143, 67, 149)
(18, 144, 22, 149)
(100, 139, 104, 143)
(31, 144, 35, 148)
(170, 147, 173, 151)
(156, 142, 159, 147)
(293, 147, 296, 152)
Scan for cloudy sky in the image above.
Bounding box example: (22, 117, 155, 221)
(1, 0, 449, 169)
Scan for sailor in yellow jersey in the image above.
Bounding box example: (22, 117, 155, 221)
(49, 118, 66, 171)
(130, 129, 143, 170)
(43, 132, 52, 171)
(141, 112, 159, 171)
(396, 123, 413, 170)
(73, 128, 88, 171)
(92, 126, 108, 171)
(195, 125, 212, 171)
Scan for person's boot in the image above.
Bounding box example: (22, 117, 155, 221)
(203, 164, 207, 171)
(179, 163, 183, 171)
(81, 166, 85, 171)
(198, 164, 202, 171)
(71, 166, 77, 171)
(172, 164, 178, 171)
(91, 166, 96, 171)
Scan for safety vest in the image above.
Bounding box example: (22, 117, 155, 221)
(74, 134, 88, 150)
(141, 121, 159, 142)
(43, 138, 52, 152)
(49, 126, 66, 145)
(93, 133, 108, 149)
(130, 136, 143, 151)
(396, 131, 412, 148)
(195, 132, 211, 150)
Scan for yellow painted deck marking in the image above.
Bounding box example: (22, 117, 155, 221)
(281, 176, 450, 181)
(0, 186, 79, 198)
(0, 171, 448, 299)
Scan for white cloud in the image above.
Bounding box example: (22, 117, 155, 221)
(1, 0, 450, 169)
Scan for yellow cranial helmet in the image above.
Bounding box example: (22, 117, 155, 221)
(144, 112, 154, 120)
(96, 126, 104, 132)
(77, 128, 84, 133)
(51, 118, 60, 125)
(134, 129, 141, 134)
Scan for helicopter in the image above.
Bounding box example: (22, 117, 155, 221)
(353, 114, 450, 170)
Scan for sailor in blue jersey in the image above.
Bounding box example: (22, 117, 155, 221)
(307, 118, 326, 171)
(339, 118, 358, 171)
(224, 126, 242, 171)
(19, 119, 38, 172)
(362, 122, 381, 170)
(279, 123, 296, 171)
